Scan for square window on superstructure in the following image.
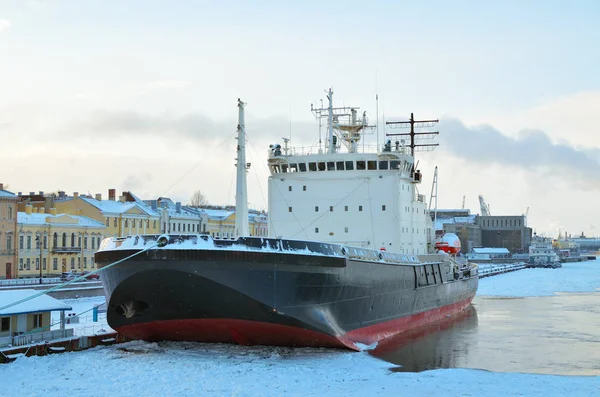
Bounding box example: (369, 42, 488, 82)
(390, 161, 399, 170)
(318, 162, 326, 171)
(288, 186, 292, 191)
(281, 164, 288, 173)
(367, 161, 377, 170)
(336, 161, 345, 170)
(359, 205, 363, 211)
(327, 162, 335, 171)
(309, 162, 317, 171)
(290, 163, 298, 172)
(329, 206, 333, 212)
(315, 206, 319, 212)
(344, 227, 348, 233)
(379, 161, 388, 170)
(288, 207, 292, 212)
(315, 227, 319, 233)
(303, 185, 307, 191)
(356, 161, 366, 170)
(299, 163, 307, 172)
(345, 161, 354, 170)
(344, 206, 348, 211)
(382, 205, 386, 211)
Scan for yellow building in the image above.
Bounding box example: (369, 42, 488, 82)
(17, 205, 107, 278)
(198, 207, 268, 239)
(0, 184, 18, 279)
(53, 190, 160, 238)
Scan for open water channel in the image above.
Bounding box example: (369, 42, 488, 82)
(370, 292, 600, 375)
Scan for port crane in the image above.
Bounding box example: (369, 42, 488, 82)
(478, 195, 491, 216)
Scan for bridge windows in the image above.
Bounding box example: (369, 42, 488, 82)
(318, 162, 326, 171)
(390, 161, 400, 170)
(299, 163, 307, 172)
(357, 161, 366, 170)
(379, 161, 388, 170)
(367, 161, 377, 170)
(345, 161, 354, 170)
(327, 161, 335, 171)
(308, 162, 317, 171)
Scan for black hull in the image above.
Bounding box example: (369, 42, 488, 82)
(96, 236, 478, 350)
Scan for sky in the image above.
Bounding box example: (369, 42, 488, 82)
(1, 0, 600, 237)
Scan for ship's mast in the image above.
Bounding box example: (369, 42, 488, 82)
(311, 88, 373, 154)
(235, 98, 249, 237)
(326, 88, 335, 154)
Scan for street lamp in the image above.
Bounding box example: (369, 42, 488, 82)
(35, 234, 43, 284)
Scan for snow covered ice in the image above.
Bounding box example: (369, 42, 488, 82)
(1, 261, 599, 397)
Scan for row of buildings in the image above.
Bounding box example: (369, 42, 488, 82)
(433, 209, 533, 255)
(0, 185, 268, 279)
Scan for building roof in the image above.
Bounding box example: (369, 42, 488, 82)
(79, 196, 158, 217)
(0, 290, 72, 316)
(17, 212, 106, 228)
(434, 209, 471, 214)
(472, 247, 510, 254)
(0, 189, 17, 198)
(202, 209, 235, 220)
(434, 215, 476, 231)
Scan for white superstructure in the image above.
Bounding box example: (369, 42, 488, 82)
(267, 89, 436, 255)
(529, 235, 560, 265)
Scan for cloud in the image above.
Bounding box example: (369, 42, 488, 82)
(0, 19, 11, 33)
(143, 80, 193, 90)
(439, 118, 600, 188)
(67, 110, 317, 145)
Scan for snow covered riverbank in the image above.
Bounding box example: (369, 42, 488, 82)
(2, 261, 599, 397)
(2, 339, 599, 397)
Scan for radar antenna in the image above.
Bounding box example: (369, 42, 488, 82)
(385, 113, 439, 156)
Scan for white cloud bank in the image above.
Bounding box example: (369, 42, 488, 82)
(0, 19, 11, 33)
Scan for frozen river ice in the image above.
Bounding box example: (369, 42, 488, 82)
(1, 261, 599, 396)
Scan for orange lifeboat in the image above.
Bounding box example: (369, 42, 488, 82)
(434, 233, 461, 255)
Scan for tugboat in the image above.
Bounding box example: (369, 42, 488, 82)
(95, 91, 478, 350)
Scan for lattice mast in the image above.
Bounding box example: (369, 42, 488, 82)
(311, 88, 373, 154)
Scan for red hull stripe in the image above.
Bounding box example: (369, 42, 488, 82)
(116, 295, 475, 351)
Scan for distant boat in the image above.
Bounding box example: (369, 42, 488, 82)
(96, 91, 478, 350)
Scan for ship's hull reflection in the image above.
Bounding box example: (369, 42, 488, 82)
(369, 306, 479, 372)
